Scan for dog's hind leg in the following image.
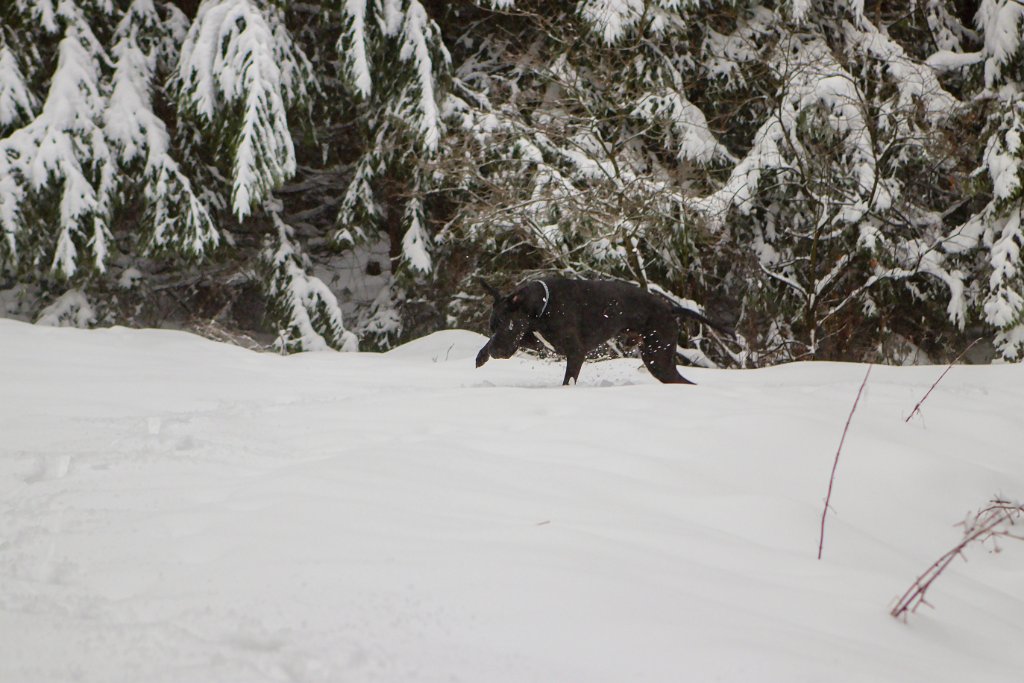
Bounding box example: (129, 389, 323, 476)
(641, 323, 695, 385)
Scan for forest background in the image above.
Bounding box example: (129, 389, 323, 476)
(2, 0, 1023, 368)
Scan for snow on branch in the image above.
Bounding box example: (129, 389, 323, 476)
(632, 90, 734, 164)
(688, 36, 888, 226)
(0, 23, 114, 277)
(397, 0, 449, 152)
(0, 45, 37, 130)
(338, 0, 373, 98)
(14, 0, 60, 34)
(985, 211, 1024, 326)
(579, 0, 644, 45)
(107, 2, 219, 257)
(401, 195, 432, 273)
(844, 20, 959, 131)
(686, 116, 784, 222)
(787, 0, 863, 25)
(35, 288, 96, 327)
(976, 0, 1024, 89)
(176, 0, 309, 220)
(266, 205, 357, 353)
(334, 128, 387, 247)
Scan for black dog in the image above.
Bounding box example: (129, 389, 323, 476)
(475, 277, 730, 385)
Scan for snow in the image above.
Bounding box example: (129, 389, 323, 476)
(2, 319, 1024, 682)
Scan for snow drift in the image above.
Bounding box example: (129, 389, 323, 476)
(1, 319, 1023, 682)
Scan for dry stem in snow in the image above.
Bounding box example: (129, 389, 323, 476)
(891, 499, 1024, 621)
(818, 364, 872, 560)
(905, 337, 983, 423)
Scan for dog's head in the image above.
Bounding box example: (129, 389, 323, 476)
(480, 279, 547, 359)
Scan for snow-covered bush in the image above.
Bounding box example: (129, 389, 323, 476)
(35, 289, 96, 327)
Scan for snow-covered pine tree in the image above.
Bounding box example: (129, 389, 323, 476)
(0, 0, 220, 318)
(106, 0, 218, 259)
(263, 197, 358, 352)
(927, 0, 1024, 360)
(0, 1, 115, 281)
(0, 0, 356, 350)
(173, 0, 358, 351)
(329, 0, 450, 347)
(687, 4, 973, 361)
(434, 0, 1019, 365)
(174, 0, 309, 221)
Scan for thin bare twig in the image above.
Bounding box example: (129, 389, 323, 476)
(818, 364, 873, 560)
(891, 499, 1024, 621)
(905, 337, 983, 423)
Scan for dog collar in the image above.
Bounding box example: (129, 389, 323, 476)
(537, 280, 550, 318)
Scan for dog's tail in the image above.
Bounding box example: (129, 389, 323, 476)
(672, 305, 734, 338)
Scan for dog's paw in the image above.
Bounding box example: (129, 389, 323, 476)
(475, 346, 490, 368)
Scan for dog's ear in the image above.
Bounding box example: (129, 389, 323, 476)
(478, 278, 502, 301)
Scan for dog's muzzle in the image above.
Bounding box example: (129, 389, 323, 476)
(488, 345, 516, 359)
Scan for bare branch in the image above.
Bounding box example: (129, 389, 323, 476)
(818, 364, 873, 560)
(905, 337, 984, 423)
(891, 499, 1024, 621)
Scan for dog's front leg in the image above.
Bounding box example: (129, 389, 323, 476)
(475, 341, 490, 367)
(562, 352, 585, 385)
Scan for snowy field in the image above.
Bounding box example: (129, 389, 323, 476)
(2, 318, 1024, 683)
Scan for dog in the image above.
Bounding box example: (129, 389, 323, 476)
(475, 277, 731, 385)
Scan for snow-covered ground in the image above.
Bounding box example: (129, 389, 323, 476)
(2, 318, 1023, 683)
